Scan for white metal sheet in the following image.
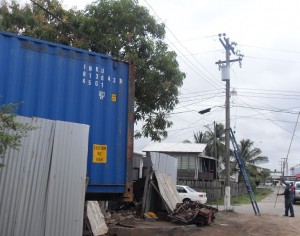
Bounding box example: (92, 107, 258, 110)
(143, 142, 207, 153)
(155, 172, 181, 211)
(87, 201, 108, 236)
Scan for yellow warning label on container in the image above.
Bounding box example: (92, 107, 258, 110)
(93, 144, 107, 163)
(112, 93, 117, 102)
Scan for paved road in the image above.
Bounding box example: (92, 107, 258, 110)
(213, 186, 300, 216)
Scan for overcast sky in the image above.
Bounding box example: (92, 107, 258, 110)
(21, 0, 300, 173)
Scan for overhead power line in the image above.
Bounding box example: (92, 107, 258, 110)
(239, 44, 300, 54)
(237, 87, 300, 95)
(245, 55, 300, 64)
(143, 0, 223, 89)
(237, 98, 299, 137)
(176, 34, 218, 43)
(234, 104, 299, 115)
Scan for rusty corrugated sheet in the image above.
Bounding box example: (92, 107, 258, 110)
(123, 61, 135, 201)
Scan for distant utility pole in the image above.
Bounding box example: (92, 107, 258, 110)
(283, 111, 300, 177)
(216, 33, 243, 211)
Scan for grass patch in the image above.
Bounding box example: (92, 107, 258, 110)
(207, 188, 273, 205)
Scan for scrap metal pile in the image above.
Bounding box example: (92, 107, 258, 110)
(168, 202, 218, 226)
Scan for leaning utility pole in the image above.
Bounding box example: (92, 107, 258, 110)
(216, 33, 243, 211)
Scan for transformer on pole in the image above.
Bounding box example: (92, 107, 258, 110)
(215, 33, 243, 211)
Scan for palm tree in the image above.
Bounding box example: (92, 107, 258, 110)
(203, 123, 226, 163)
(193, 131, 205, 143)
(193, 123, 226, 178)
(232, 139, 269, 183)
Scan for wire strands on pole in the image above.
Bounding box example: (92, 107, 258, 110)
(285, 111, 300, 164)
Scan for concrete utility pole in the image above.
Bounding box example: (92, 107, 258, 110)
(216, 33, 243, 211)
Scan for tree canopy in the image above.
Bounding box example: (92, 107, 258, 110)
(0, 0, 185, 141)
(192, 123, 226, 178)
(231, 139, 269, 184)
(192, 124, 270, 183)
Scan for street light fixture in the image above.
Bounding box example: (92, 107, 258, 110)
(198, 108, 211, 115)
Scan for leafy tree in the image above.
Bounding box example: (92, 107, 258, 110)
(0, 103, 35, 167)
(232, 139, 269, 183)
(182, 140, 191, 143)
(256, 168, 271, 185)
(0, 0, 185, 141)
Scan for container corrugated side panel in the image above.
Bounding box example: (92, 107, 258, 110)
(0, 31, 130, 193)
(0, 117, 54, 236)
(45, 120, 89, 236)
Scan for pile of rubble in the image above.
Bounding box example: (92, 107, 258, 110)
(168, 202, 218, 226)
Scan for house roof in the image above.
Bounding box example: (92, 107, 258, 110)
(142, 142, 207, 153)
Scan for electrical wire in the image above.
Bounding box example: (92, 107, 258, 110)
(239, 44, 300, 54)
(237, 97, 300, 138)
(143, 0, 223, 89)
(285, 111, 300, 163)
(244, 55, 300, 64)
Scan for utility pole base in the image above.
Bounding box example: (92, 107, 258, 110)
(224, 186, 233, 211)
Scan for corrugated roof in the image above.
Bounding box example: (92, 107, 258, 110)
(142, 142, 206, 153)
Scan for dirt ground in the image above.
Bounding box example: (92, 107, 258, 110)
(107, 209, 299, 236)
(198, 187, 299, 236)
(107, 188, 300, 236)
(199, 210, 298, 236)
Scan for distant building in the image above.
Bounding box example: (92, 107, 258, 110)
(290, 164, 300, 176)
(269, 169, 282, 185)
(133, 152, 144, 180)
(142, 142, 217, 181)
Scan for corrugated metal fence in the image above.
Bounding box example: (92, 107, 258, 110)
(0, 116, 89, 236)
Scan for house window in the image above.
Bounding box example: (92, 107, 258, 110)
(178, 156, 196, 169)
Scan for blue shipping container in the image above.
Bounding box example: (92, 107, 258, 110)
(0, 31, 134, 198)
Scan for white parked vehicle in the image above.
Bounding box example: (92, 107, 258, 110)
(176, 185, 207, 204)
(294, 181, 300, 203)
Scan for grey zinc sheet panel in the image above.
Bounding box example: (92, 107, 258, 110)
(0, 117, 55, 236)
(0, 117, 89, 236)
(143, 142, 207, 153)
(147, 152, 178, 184)
(44, 120, 89, 236)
